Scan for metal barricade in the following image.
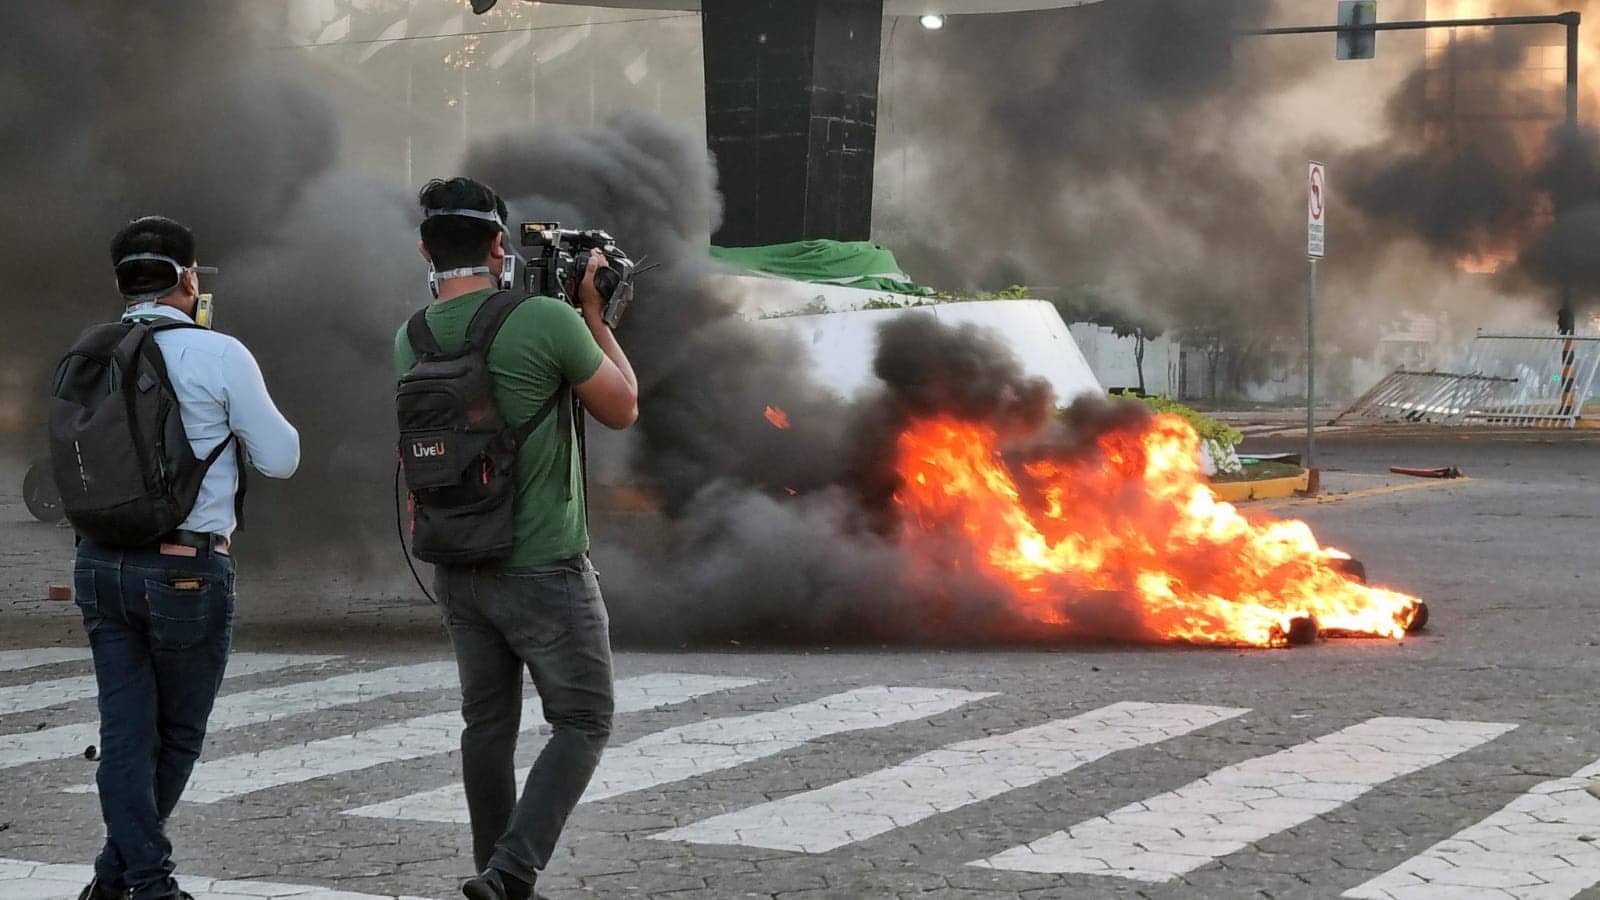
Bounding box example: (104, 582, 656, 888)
(1337, 333, 1600, 428)
(1334, 370, 1514, 426)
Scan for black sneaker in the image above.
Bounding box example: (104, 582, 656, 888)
(75, 879, 127, 900)
(461, 868, 540, 900)
(461, 871, 508, 900)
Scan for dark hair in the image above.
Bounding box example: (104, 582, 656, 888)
(110, 216, 196, 296)
(418, 177, 509, 270)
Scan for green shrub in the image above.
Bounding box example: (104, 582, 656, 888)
(1113, 392, 1243, 447)
(862, 296, 937, 310)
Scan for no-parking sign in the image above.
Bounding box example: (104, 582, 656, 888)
(1308, 161, 1326, 259)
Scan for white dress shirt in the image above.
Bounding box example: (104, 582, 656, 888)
(123, 304, 300, 539)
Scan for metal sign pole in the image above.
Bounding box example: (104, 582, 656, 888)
(1307, 258, 1317, 468)
(1305, 160, 1325, 470)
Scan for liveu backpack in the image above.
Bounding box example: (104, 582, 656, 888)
(48, 319, 236, 547)
(397, 291, 569, 565)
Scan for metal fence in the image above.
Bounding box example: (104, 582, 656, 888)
(1460, 333, 1600, 425)
(1336, 333, 1600, 428)
(1335, 369, 1515, 426)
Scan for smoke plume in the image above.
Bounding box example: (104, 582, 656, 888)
(876, 0, 1322, 340)
(9, 0, 1600, 643)
(1335, 24, 1600, 311)
(0, 4, 433, 572)
(875, 0, 1600, 386)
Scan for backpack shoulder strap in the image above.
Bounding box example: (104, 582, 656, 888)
(405, 307, 442, 360)
(510, 382, 569, 446)
(464, 291, 526, 356)
(110, 318, 198, 380)
(507, 383, 574, 501)
(132, 321, 190, 390)
(109, 321, 155, 389)
(146, 319, 203, 334)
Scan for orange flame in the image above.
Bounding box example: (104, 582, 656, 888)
(764, 405, 791, 430)
(893, 414, 1423, 647)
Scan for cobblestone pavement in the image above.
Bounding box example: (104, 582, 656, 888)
(3, 434, 1600, 899)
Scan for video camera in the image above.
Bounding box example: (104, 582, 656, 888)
(520, 223, 637, 329)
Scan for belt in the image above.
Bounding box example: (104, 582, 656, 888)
(158, 530, 231, 557)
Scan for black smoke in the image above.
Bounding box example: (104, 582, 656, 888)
(846, 315, 1058, 527)
(0, 5, 432, 571)
(456, 115, 1168, 644)
(876, 0, 1322, 342)
(461, 119, 1046, 644)
(467, 117, 855, 513)
(1337, 26, 1600, 314)
(2, 1, 1482, 643)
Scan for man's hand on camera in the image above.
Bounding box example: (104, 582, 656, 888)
(570, 246, 639, 428)
(576, 249, 608, 326)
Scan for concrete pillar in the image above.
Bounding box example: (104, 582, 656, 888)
(701, 0, 883, 246)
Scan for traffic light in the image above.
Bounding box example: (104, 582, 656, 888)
(1337, 1, 1377, 60)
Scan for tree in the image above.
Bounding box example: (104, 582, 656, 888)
(1052, 285, 1167, 395)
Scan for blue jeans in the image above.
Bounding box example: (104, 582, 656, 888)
(436, 556, 614, 886)
(73, 540, 235, 899)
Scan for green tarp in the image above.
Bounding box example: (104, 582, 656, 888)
(709, 240, 934, 295)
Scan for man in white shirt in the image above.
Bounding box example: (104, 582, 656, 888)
(71, 216, 300, 900)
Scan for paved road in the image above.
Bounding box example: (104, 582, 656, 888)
(2, 432, 1598, 899)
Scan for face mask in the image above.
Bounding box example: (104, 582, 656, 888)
(115, 254, 217, 302)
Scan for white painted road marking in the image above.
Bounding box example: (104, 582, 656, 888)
(0, 856, 433, 899)
(654, 700, 1248, 853)
(345, 685, 993, 824)
(0, 653, 335, 719)
(1345, 758, 1600, 900)
(1, 661, 456, 769)
(121, 673, 759, 804)
(0, 648, 90, 673)
(973, 716, 1516, 883)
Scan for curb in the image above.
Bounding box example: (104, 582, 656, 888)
(1209, 470, 1311, 503)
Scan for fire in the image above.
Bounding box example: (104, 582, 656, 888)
(893, 414, 1424, 647)
(764, 405, 791, 430)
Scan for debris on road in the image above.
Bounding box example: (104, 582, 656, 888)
(1389, 465, 1464, 479)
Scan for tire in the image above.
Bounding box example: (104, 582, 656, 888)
(23, 459, 64, 524)
(1406, 600, 1430, 634)
(1329, 556, 1367, 584)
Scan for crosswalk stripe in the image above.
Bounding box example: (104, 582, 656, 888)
(0, 649, 90, 673)
(1, 661, 456, 770)
(345, 685, 995, 824)
(0, 653, 336, 719)
(652, 700, 1248, 853)
(971, 716, 1516, 883)
(1344, 757, 1600, 900)
(0, 856, 432, 899)
(118, 673, 760, 804)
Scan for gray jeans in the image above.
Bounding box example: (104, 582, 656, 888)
(435, 556, 614, 885)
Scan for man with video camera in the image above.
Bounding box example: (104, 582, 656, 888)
(393, 177, 637, 900)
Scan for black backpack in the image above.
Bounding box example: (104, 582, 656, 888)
(398, 291, 569, 565)
(48, 319, 237, 547)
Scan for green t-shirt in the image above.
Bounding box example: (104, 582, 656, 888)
(394, 289, 605, 567)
